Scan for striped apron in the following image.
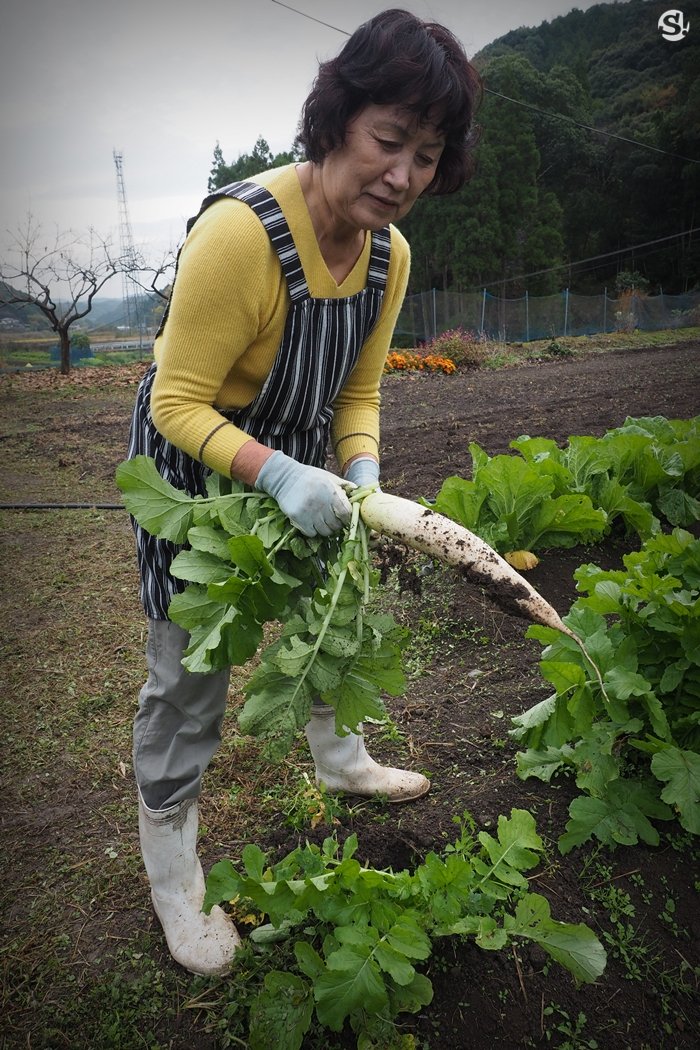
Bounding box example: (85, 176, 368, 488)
(127, 180, 391, 620)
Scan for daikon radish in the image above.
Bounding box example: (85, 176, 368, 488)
(361, 491, 576, 638)
(361, 491, 609, 696)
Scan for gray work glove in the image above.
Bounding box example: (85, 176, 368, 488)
(255, 450, 352, 537)
(344, 456, 380, 489)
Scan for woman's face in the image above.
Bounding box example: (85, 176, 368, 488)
(319, 103, 445, 234)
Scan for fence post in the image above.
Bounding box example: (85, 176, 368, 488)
(480, 288, 486, 336)
(432, 288, 437, 339)
(603, 288, 607, 333)
(564, 288, 569, 337)
(525, 290, 529, 342)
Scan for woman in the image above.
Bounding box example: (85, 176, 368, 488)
(127, 8, 481, 976)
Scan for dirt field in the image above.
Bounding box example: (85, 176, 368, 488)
(371, 341, 700, 1049)
(1, 340, 698, 1049)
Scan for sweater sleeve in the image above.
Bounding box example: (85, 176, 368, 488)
(150, 199, 285, 477)
(331, 226, 410, 471)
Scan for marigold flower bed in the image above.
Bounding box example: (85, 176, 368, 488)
(384, 350, 456, 374)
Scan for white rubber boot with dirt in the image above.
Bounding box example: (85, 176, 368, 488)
(138, 794, 240, 975)
(305, 705, 430, 802)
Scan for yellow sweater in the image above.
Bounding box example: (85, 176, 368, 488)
(150, 164, 410, 478)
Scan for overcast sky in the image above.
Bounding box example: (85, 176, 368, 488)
(1, 0, 610, 266)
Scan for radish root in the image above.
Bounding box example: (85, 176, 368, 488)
(360, 491, 608, 698)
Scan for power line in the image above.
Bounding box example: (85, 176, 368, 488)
(270, 0, 349, 35)
(487, 89, 700, 165)
(269, 0, 699, 166)
(479, 226, 700, 290)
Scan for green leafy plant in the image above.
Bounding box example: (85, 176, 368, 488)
(426, 416, 700, 556)
(511, 528, 700, 850)
(543, 339, 574, 358)
(116, 456, 407, 758)
(426, 441, 608, 556)
(599, 416, 700, 528)
(203, 809, 606, 1049)
(541, 1004, 599, 1049)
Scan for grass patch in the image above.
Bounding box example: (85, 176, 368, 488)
(477, 326, 700, 369)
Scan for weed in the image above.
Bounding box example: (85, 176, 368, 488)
(578, 855, 668, 981)
(545, 339, 574, 357)
(660, 895, 681, 938)
(483, 348, 523, 368)
(280, 773, 346, 830)
(376, 715, 407, 743)
(422, 326, 486, 369)
(541, 1004, 599, 1048)
(590, 884, 636, 924)
(444, 811, 477, 855)
(602, 920, 661, 981)
(629, 871, 653, 905)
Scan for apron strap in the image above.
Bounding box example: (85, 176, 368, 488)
(220, 181, 309, 301)
(217, 181, 392, 299)
(173, 176, 391, 311)
(367, 226, 391, 291)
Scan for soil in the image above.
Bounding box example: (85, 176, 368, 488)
(2, 341, 699, 1049)
(348, 343, 700, 1049)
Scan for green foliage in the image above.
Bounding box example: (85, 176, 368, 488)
(208, 135, 303, 191)
(425, 442, 607, 555)
(615, 271, 650, 295)
(511, 528, 700, 850)
(400, 52, 566, 295)
(69, 330, 91, 350)
(427, 415, 700, 554)
(543, 339, 573, 358)
(475, 0, 700, 292)
(203, 810, 606, 1047)
(115, 456, 406, 758)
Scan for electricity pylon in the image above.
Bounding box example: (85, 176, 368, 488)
(113, 149, 145, 344)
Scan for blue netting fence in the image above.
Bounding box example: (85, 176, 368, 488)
(395, 289, 700, 346)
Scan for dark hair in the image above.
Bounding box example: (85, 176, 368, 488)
(299, 8, 482, 195)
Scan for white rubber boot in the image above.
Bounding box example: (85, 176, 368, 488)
(305, 706, 430, 802)
(138, 794, 241, 975)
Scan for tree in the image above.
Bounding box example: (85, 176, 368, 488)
(208, 141, 226, 193)
(475, 0, 700, 292)
(400, 53, 565, 296)
(0, 215, 125, 374)
(477, 54, 565, 294)
(207, 135, 304, 191)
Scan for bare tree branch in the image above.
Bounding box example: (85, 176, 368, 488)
(129, 245, 178, 302)
(0, 214, 127, 374)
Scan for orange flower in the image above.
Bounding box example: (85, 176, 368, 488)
(384, 349, 457, 375)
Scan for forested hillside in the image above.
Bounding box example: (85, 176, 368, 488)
(399, 0, 698, 295)
(209, 0, 698, 296)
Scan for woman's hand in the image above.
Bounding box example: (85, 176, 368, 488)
(254, 450, 352, 537)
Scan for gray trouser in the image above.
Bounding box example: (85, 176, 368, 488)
(133, 619, 230, 810)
